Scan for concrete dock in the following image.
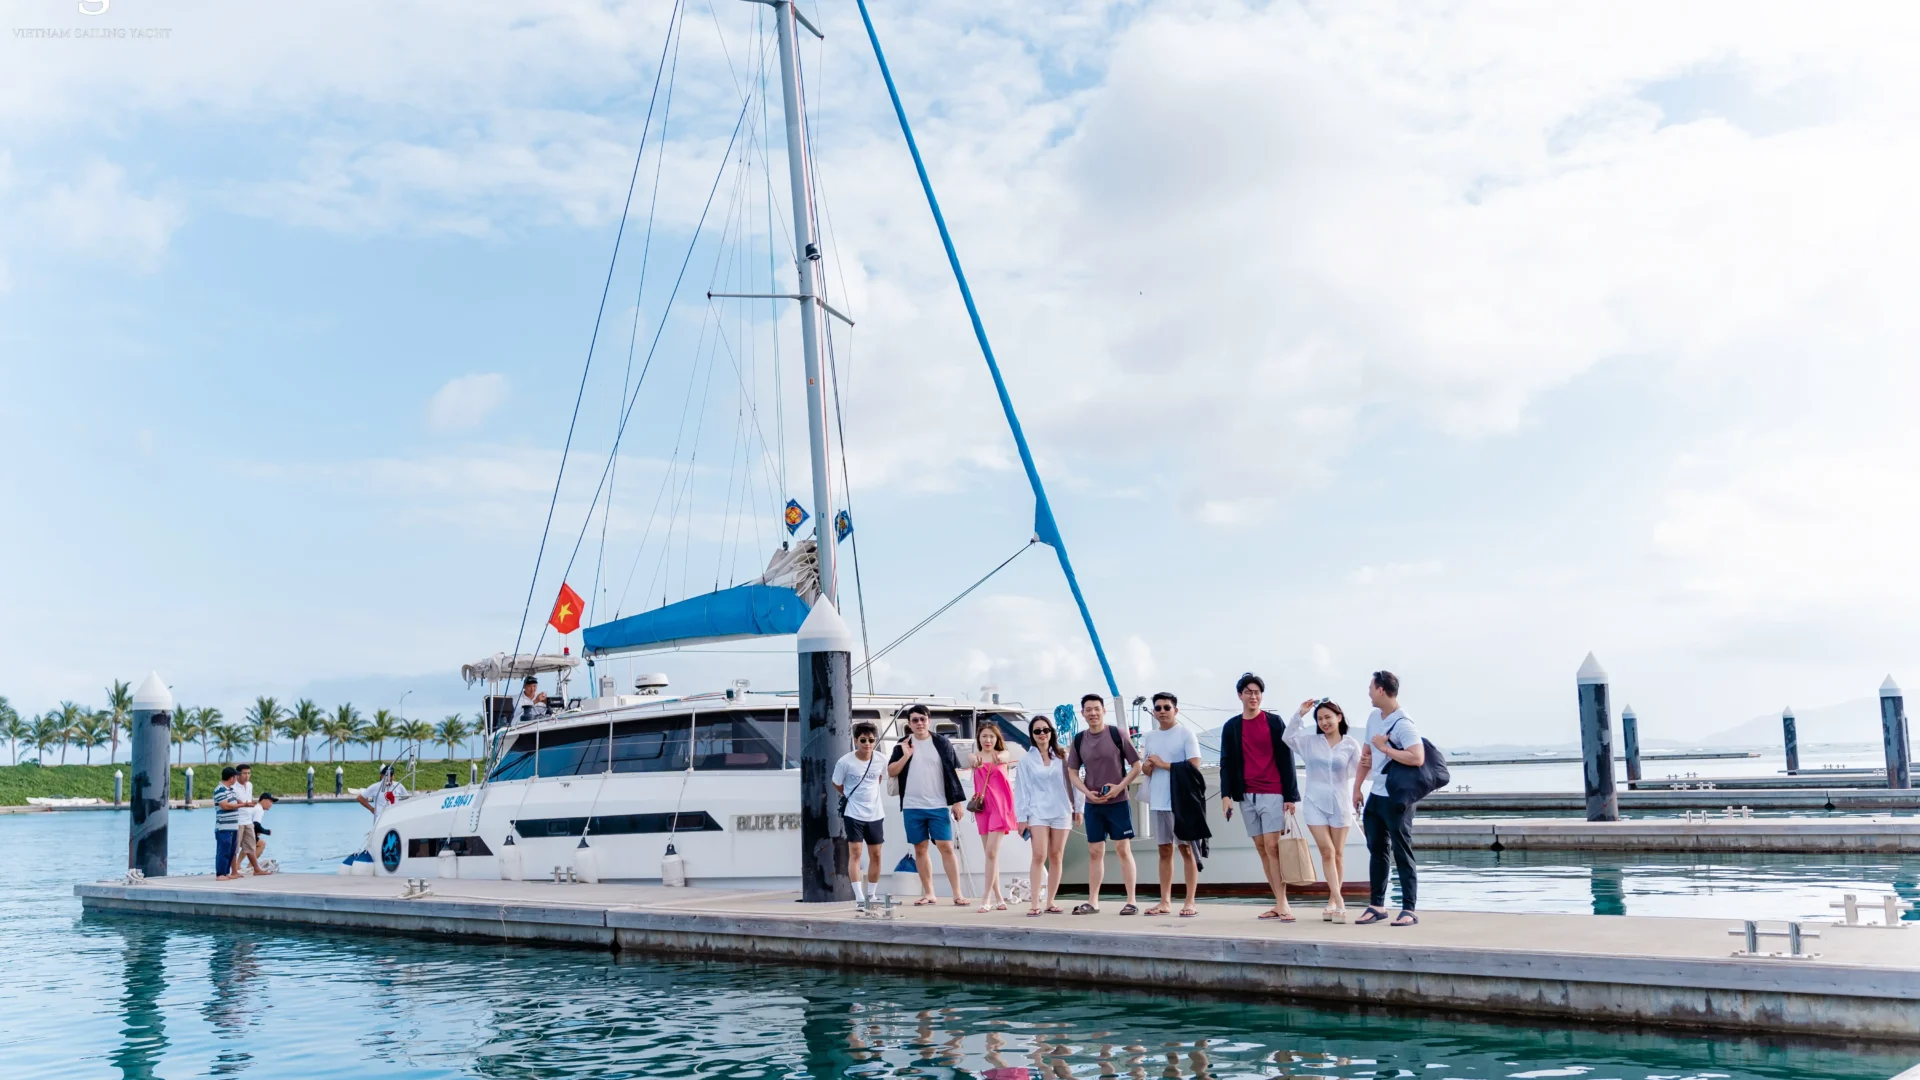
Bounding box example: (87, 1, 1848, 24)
(78, 873, 1920, 1042)
(1426, 788, 1920, 813)
(1414, 815, 1920, 853)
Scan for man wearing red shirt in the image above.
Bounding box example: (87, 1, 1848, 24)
(1219, 672, 1302, 920)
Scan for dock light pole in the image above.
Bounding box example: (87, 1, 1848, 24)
(1783, 708, 1800, 776)
(1621, 706, 1641, 789)
(797, 599, 854, 903)
(1577, 654, 1619, 822)
(1881, 677, 1911, 790)
(128, 672, 173, 877)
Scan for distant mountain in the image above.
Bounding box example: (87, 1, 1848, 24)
(1704, 696, 1885, 748)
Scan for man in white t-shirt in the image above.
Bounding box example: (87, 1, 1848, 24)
(232, 764, 267, 876)
(1140, 692, 1204, 916)
(357, 764, 410, 817)
(1353, 669, 1425, 927)
(884, 705, 968, 906)
(831, 721, 886, 901)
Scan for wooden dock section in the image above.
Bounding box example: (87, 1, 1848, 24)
(1426, 788, 1920, 813)
(77, 873, 1920, 1043)
(1414, 815, 1920, 853)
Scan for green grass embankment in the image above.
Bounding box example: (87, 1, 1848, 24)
(0, 760, 484, 805)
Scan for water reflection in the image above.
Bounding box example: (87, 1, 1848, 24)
(111, 924, 168, 1080)
(1591, 864, 1626, 916)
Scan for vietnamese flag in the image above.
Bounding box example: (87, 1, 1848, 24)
(548, 583, 584, 635)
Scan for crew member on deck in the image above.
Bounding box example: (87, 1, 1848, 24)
(517, 675, 549, 722)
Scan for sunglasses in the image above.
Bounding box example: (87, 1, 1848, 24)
(1031, 727, 1054, 736)
(1152, 704, 1175, 712)
(856, 736, 877, 744)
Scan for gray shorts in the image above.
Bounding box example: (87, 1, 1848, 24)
(1151, 809, 1191, 846)
(1241, 793, 1289, 838)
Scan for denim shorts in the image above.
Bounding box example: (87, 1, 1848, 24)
(1084, 801, 1134, 844)
(903, 807, 953, 845)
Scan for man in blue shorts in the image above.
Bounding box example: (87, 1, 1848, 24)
(886, 704, 968, 906)
(1067, 694, 1142, 914)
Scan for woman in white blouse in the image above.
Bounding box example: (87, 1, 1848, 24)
(1014, 715, 1084, 917)
(1285, 698, 1363, 920)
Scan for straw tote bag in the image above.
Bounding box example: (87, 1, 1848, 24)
(1276, 809, 1319, 885)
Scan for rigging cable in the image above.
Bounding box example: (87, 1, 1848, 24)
(853, 539, 1038, 676)
(511, 0, 685, 669)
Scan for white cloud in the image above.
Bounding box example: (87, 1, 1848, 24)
(426, 374, 510, 434)
(35, 162, 182, 271)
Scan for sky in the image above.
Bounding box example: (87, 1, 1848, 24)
(3, 0, 1919, 751)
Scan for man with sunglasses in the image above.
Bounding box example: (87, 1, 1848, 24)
(1141, 692, 1204, 916)
(832, 721, 886, 903)
(886, 704, 969, 906)
(1219, 672, 1302, 921)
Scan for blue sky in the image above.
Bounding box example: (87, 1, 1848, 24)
(4, 0, 1919, 751)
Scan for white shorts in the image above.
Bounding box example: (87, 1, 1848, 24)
(1026, 813, 1071, 832)
(1297, 802, 1355, 829)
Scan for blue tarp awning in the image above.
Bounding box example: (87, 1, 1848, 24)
(582, 584, 812, 656)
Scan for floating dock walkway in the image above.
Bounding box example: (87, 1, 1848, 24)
(1426, 788, 1920, 813)
(78, 874, 1919, 1043)
(1414, 815, 1920, 853)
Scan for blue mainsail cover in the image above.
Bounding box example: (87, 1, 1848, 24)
(583, 584, 812, 656)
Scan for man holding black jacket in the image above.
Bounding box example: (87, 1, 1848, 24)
(1218, 673, 1302, 921)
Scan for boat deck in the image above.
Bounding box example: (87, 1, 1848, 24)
(78, 872, 1920, 1043)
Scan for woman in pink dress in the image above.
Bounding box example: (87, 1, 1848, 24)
(970, 723, 1018, 912)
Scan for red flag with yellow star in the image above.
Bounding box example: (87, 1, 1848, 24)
(548, 583, 584, 635)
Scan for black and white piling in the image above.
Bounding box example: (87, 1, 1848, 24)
(1881, 676, 1911, 791)
(1621, 705, 1641, 788)
(1783, 708, 1800, 776)
(1577, 653, 1618, 822)
(797, 599, 854, 903)
(127, 672, 172, 877)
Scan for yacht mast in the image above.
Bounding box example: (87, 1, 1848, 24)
(768, 0, 839, 605)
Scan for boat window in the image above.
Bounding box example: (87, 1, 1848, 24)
(611, 715, 692, 774)
(693, 710, 786, 770)
(489, 733, 537, 782)
(982, 712, 1033, 750)
(536, 723, 610, 777)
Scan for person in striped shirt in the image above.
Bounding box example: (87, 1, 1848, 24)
(211, 766, 250, 880)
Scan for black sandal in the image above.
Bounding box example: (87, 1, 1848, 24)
(1391, 911, 1420, 927)
(1354, 907, 1389, 925)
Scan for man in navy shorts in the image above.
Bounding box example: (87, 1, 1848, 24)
(1066, 694, 1143, 914)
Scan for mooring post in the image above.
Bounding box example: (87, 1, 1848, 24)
(1783, 707, 1800, 776)
(797, 599, 854, 903)
(183, 767, 193, 809)
(114, 769, 124, 807)
(128, 672, 173, 877)
(306, 765, 315, 803)
(1577, 653, 1618, 822)
(335, 765, 344, 796)
(1881, 676, 1911, 790)
(1621, 705, 1641, 789)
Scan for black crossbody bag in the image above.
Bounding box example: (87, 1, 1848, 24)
(1382, 718, 1450, 806)
(838, 756, 875, 817)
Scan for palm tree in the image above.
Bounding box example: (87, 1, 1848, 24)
(170, 706, 204, 766)
(75, 711, 110, 765)
(471, 711, 490, 759)
(400, 719, 435, 759)
(364, 709, 399, 762)
(210, 724, 248, 763)
(196, 707, 223, 764)
(104, 679, 132, 765)
(54, 702, 87, 765)
(323, 704, 363, 763)
(32, 714, 64, 764)
(244, 696, 281, 763)
(283, 699, 323, 763)
(436, 716, 470, 760)
(2, 705, 29, 765)
(0, 697, 22, 765)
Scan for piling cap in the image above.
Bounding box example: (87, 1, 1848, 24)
(131, 671, 173, 711)
(1783, 706, 1794, 719)
(1882, 675, 1902, 698)
(1576, 652, 1608, 685)
(1621, 704, 1635, 718)
(796, 598, 855, 655)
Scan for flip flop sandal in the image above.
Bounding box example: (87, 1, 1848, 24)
(1072, 903, 1098, 915)
(1026, 909, 1044, 918)
(1142, 908, 1166, 916)
(913, 897, 939, 906)
(1118, 904, 1139, 916)
(1257, 909, 1284, 920)
(1392, 912, 1420, 927)
(1354, 908, 1389, 925)
(1179, 909, 1199, 917)
(1045, 905, 1065, 914)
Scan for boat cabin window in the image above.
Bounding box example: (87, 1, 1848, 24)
(611, 715, 692, 774)
(489, 733, 537, 782)
(536, 723, 610, 777)
(693, 710, 790, 770)
(981, 712, 1033, 749)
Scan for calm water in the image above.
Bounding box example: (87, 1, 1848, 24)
(4, 805, 1915, 1080)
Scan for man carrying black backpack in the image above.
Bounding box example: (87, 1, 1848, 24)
(1065, 694, 1143, 914)
(1353, 670, 1427, 927)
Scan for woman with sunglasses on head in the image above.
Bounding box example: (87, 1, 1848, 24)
(832, 721, 888, 903)
(970, 722, 1019, 912)
(1014, 714, 1083, 916)
(1284, 697, 1362, 920)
